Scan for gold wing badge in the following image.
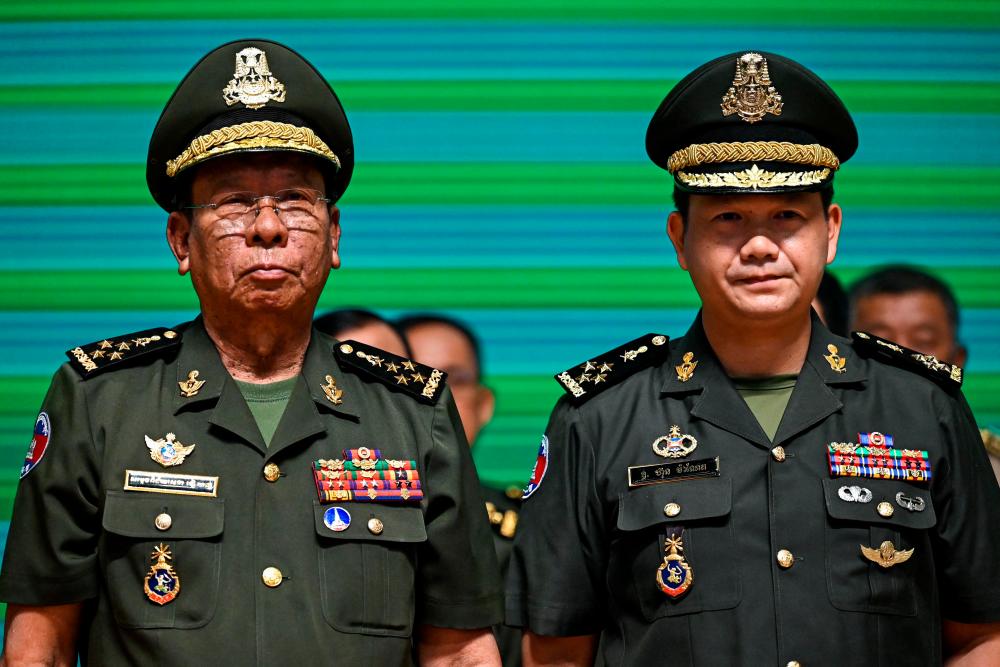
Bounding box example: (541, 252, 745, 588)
(145, 433, 196, 467)
(860, 540, 914, 569)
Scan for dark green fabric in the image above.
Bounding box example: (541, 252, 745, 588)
(733, 374, 798, 442)
(507, 314, 1000, 666)
(0, 318, 503, 665)
(234, 376, 297, 447)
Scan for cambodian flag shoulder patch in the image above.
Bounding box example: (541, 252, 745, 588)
(22, 412, 51, 479)
(523, 435, 550, 499)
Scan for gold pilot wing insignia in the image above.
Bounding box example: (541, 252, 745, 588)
(720, 52, 783, 124)
(145, 433, 196, 467)
(860, 540, 914, 569)
(223, 47, 287, 109)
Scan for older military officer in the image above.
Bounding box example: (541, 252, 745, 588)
(0, 40, 502, 665)
(507, 52, 1000, 666)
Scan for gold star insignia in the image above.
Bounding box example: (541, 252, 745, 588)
(402, 360, 416, 371)
(99, 340, 113, 349)
(411, 372, 426, 383)
(580, 361, 597, 372)
(394, 374, 410, 385)
(91, 349, 105, 359)
(117, 342, 131, 351)
(385, 361, 400, 373)
(599, 362, 614, 373)
(576, 373, 592, 383)
(110, 351, 124, 360)
(592, 373, 607, 384)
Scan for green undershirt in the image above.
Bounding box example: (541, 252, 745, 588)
(732, 375, 798, 442)
(234, 376, 298, 447)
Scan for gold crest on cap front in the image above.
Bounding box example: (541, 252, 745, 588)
(721, 52, 783, 124)
(223, 47, 287, 109)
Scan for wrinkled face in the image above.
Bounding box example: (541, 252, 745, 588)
(167, 153, 341, 318)
(404, 322, 495, 447)
(667, 192, 841, 324)
(851, 291, 963, 365)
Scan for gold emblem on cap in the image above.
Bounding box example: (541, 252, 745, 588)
(721, 52, 783, 124)
(321, 375, 344, 405)
(178, 370, 206, 398)
(675, 351, 698, 382)
(677, 165, 830, 191)
(860, 540, 914, 569)
(223, 47, 286, 109)
(824, 344, 847, 374)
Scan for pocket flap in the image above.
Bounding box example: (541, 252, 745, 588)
(103, 490, 224, 538)
(822, 478, 936, 529)
(313, 501, 427, 543)
(618, 478, 732, 531)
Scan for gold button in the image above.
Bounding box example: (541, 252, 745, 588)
(163, 330, 177, 339)
(877, 501, 894, 518)
(652, 335, 667, 346)
(263, 463, 281, 482)
(262, 567, 283, 588)
(771, 446, 786, 462)
(367, 518, 384, 535)
(663, 503, 681, 518)
(339, 343, 353, 354)
(776, 549, 795, 569)
(154, 513, 172, 531)
(787, 661, 802, 667)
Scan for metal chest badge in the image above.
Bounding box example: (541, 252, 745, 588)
(720, 52, 783, 124)
(222, 47, 287, 109)
(656, 531, 693, 598)
(145, 433, 196, 467)
(652, 425, 698, 459)
(144, 544, 180, 605)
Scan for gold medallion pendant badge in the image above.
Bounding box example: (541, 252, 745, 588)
(652, 425, 698, 459)
(656, 532, 693, 598)
(145, 433, 196, 467)
(144, 544, 180, 605)
(720, 52, 783, 124)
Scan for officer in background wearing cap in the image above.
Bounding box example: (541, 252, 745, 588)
(507, 52, 1000, 666)
(0, 40, 502, 665)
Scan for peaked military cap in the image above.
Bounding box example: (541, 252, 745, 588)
(555, 333, 669, 406)
(147, 39, 354, 211)
(646, 51, 857, 194)
(852, 331, 963, 392)
(335, 340, 447, 405)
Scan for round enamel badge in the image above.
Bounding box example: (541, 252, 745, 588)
(21, 412, 51, 479)
(323, 506, 352, 532)
(522, 435, 550, 499)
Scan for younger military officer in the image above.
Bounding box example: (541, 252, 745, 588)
(0, 40, 502, 665)
(507, 51, 1000, 666)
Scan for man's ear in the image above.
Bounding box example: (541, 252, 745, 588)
(166, 211, 193, 276)
(328, 205, 342, 270)
(666, 211, 689, 271)
(825, 203, 843, 265)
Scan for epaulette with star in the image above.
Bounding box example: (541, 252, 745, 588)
(851, 331, 963, 392)
(65, 327, 182, 379)
(555, 333, 670, 405)
(335, 339, 446, 405)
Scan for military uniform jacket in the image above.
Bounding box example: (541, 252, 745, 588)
(507, 315, 1000, 666)
(0, 319, 503, 666)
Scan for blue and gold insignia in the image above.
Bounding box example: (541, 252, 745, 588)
(144, 433, 196, 467)
(656, 530, 693, 598)
(323, 506, 352, 532)
(335, 340, 445, 405)
(144, 544, 180, 605)
(66, 327, 182, 379)
(555, 333, 669, 405)
(852, 331, 962, 391)
(652, 425, 698, 459)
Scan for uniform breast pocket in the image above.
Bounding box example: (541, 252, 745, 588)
(822, 478, 936, 616)
(100, 490, 224, 629)
(613, 478, 739, 620)
(313, 501, 428, 637)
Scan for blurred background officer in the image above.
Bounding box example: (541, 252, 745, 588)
(507, 51, 1000, 666)
(398, 313, 523, 666)
(849, 265, 1000, 483)
(0, 40, 501, 665)
(315, 307, 410, 357)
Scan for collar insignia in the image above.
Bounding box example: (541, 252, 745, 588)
(178, 370, 205, 398)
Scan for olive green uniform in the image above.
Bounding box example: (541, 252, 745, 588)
(0, 318, 503, 665)
(507, 315, 1000, 666)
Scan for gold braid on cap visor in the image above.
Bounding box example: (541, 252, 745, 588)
(666, 141, 840, 173)
(166, 121, 340, 177)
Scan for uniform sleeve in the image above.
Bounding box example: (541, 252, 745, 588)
(0, 364, 102, 604)
(930, 389, 1000, 622)
(416, 385, 504, 628)
(505, 398, 608, 635)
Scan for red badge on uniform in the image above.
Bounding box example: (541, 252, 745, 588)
(21, 412, 51, 479)
(523, 435, 549, 499)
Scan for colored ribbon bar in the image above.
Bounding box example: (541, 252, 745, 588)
(315, 469, 421, 481)
(829, 463, 931, 483)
